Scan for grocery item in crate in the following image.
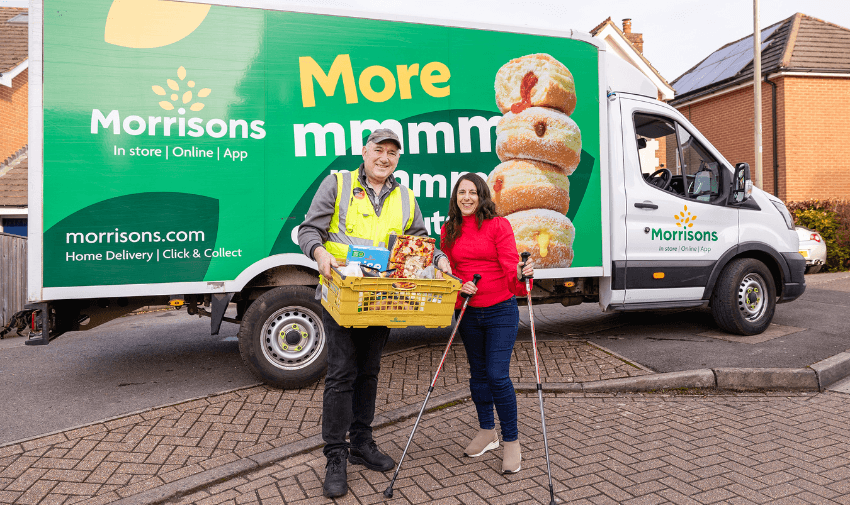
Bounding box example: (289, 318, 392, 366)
(346, 244, 390, 271)
(359, 265, 397, 278)
(388, 235, 435, 278)
(339, 261, 364, 277)
(415, 265, 437, 279)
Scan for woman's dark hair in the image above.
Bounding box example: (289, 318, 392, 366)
(443, 172, 498, 248)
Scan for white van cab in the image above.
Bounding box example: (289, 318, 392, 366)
(598, 58, 805, 335)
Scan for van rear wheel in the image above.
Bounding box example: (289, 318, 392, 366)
(238, 286, 327, 389)
(710, 258, 776, 335)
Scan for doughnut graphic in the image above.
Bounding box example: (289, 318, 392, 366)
(506, 209, 575, 269)
(496, 107, 582, 174)
(487, 160, 570, 217)
(490, 53, 580, 268)
(494, 53, 577, 115)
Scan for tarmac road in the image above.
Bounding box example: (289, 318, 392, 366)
(0, 309, 256, 445)
(584, 271, 850, 372)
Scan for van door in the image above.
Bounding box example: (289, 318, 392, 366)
(619, 97, 738, 306)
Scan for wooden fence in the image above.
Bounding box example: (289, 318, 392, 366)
(0, 232, 27, 327)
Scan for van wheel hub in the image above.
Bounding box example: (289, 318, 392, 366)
(283, 327, 304, 346)
(738, 274, 766, 321)
(262, 307, 323, 369)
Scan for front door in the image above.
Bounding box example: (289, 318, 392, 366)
(620, 97, 738, 305)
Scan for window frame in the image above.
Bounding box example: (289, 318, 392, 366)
(631, 111, 731, 206)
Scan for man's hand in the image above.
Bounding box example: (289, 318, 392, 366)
(313, 246, 339, 278)
(436, 256, 452, 275)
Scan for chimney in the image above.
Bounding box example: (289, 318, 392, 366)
(622, 18, 644, 53)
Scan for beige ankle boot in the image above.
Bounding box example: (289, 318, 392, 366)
(501, 440, 521, 473)
(463, 428, 499, 457)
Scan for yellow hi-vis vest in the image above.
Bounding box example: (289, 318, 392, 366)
(323, 169, 415, 261)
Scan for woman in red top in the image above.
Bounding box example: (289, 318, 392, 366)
(440, 173, 533, 474)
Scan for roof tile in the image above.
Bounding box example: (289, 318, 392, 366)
(0, 7, 28, 74)
(788, 17, 850, 69)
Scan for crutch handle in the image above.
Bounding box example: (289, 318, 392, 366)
(460, 274, 482, 299)
(520, 252, 533, 282)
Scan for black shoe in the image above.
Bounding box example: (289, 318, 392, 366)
(323, 450, 348, 498)
(349, 440, 395, 472)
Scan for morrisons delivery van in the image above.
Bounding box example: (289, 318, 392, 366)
(24, 0, 805, 388)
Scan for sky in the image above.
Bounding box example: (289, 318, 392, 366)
(3, 0, 850, 83)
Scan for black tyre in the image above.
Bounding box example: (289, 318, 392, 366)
(710, 258, 776, 335)
(238, 285, 327, 389)
(805, 264, 821, 274)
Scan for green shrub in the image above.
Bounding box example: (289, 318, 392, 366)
(786, 199, 850, 272)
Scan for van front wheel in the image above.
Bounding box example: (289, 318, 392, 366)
(711, 258, 776, 335)
(238, 286, 327, 389)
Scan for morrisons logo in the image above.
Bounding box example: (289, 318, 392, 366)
(651, 229, 718, 242)
(90, 66, 266, 140)
(651, 205, 718, 242)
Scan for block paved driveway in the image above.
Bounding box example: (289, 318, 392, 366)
(179, 391, 850, 505)
(0, 340, 647, 505)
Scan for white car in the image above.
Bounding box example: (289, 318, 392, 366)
(796, 226, 827, 274)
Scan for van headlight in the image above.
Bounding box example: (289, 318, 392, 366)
(771, 201, 794, 230)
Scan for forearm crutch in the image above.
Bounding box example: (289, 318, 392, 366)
(521, 252, 555, 505)
(384, 274, 481, 499)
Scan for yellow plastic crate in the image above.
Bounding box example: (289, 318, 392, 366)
(320, 268, 462, 328)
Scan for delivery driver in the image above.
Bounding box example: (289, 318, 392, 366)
(298, 129, 451, 498)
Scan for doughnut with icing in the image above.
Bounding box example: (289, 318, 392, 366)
(506, 209, 575, 269)
(496, 107, 582, 174)
(495, 53, 576, 116)
(487, 160, 570, 217)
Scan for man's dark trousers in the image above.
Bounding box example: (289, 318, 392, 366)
(322, 310, 391, 456)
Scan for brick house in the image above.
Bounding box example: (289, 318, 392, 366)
(670, 13, 850, 202)
(0, 7, 28, 236)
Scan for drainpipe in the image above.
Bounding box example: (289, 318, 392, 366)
(765, 75, 778, 197)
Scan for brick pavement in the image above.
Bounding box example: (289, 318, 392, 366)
(0, 339, 649, 505)
(172, 391, 850, 505)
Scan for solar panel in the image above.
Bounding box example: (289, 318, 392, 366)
(674, 22, 783, 95)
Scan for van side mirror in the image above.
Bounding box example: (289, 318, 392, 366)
(732, 162, 752, 203)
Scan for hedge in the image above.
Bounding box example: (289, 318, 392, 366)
(786, 199, 850, 272)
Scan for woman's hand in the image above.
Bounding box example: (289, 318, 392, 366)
(460, 280, 478, 297)
(517, 259, 534, 281)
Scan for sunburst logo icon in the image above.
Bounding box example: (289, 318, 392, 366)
(674, 205, 696, 228)
(151, 66, 210, 113)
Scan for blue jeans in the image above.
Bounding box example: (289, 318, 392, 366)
(457, 297, 519, 442)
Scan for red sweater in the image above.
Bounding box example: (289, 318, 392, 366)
(441, 215, 530, 309)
